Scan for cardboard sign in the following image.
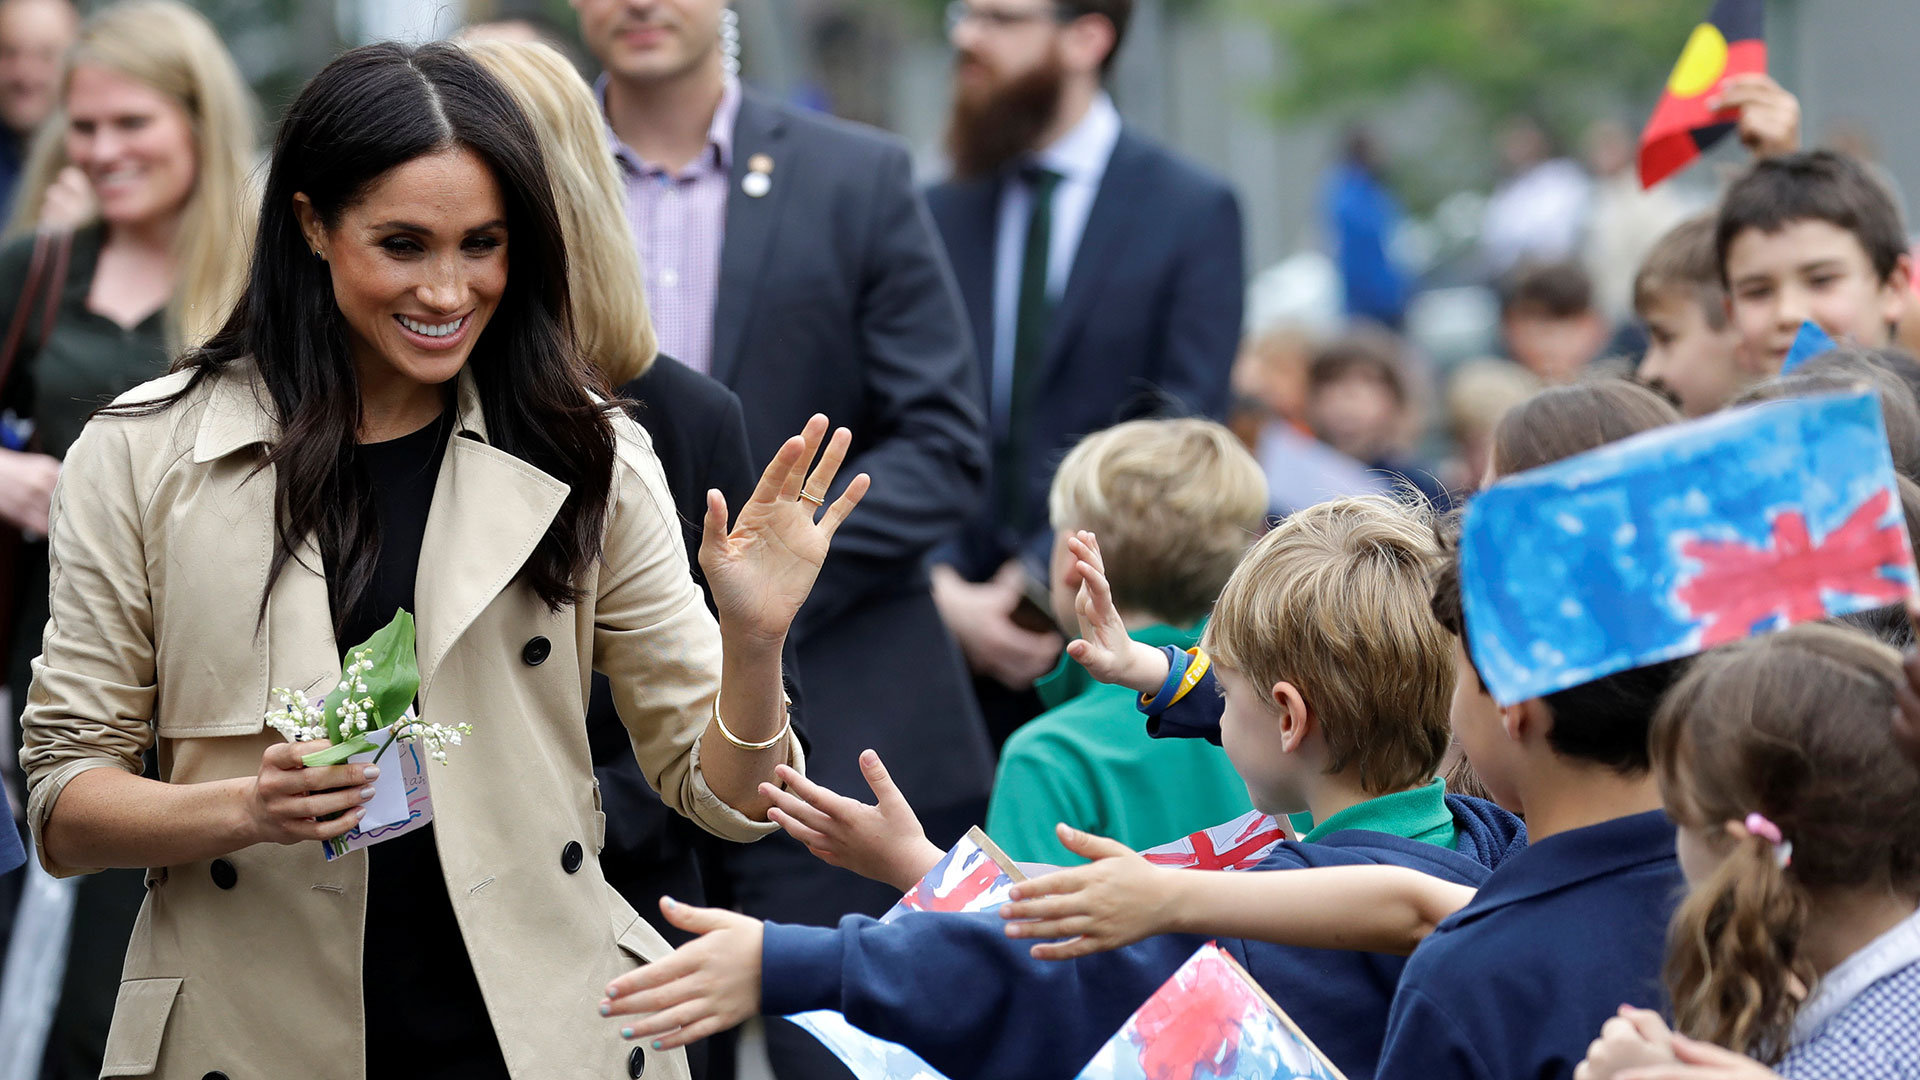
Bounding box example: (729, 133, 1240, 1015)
(1461, 391, 1915, 704)
(1073, 943, 1347, 1080)
(788, 827, 1027, 1080)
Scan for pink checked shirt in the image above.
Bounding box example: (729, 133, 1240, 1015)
(598, 75, 741, 376)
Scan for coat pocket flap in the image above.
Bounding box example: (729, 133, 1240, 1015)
(100, 977, 183, 1076)
(613, 909, 671, 966)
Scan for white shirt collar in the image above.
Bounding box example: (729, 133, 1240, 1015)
(1792, 907, 1920, 1043)
(1030, 92, 1121, 185)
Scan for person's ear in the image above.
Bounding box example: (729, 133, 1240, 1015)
(292, 193, 329, 262)
(1273, 680, 1312, 754)
(1506, 697, 1555, 746)
(1060, 13, 1117, 77)
(1879, 252, 1914, 330)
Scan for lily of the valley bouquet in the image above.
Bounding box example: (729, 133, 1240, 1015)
(263, 610, 472, 858)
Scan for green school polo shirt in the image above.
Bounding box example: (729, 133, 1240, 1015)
(1300, 777, 1457, 849)
(986, 622, 1255, 865)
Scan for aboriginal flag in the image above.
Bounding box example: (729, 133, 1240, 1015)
(1638, 0, 1766, 188)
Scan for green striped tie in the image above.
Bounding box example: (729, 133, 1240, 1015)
(996, 165, 1065, 532)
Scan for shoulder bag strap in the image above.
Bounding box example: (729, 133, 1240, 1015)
(0, 227, 74, 397)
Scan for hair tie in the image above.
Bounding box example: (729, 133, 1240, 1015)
(1743, 812, 1793, 869)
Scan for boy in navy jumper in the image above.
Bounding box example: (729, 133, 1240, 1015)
(599, 496, 1525, 1079)
(1369, 547, 1690, 1080)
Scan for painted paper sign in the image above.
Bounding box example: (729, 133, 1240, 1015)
(1461, 391, 1915, 704)
(1141, 811, 1293, 872)
(788, 827, 1026, 1080)
(1779, 319, 1837, 373)
(1073, 943, 1346, 1080)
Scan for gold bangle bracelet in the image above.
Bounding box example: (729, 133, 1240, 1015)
(712, 705, 791, 751)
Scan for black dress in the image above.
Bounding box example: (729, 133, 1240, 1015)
(331, 411, 511, 1080)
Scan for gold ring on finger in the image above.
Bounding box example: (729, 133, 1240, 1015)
(798, 490, 826, 506)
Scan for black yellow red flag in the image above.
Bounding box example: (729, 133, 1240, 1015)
(1638, 0, 1766, 188)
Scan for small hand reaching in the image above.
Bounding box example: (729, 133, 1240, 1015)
(997, 824, 1179, 961)
(1617, 1031, 1784, 1080)
(601, 898, 763, 1052)
(1061, 532, 1170, 696)
(1575, 1007, 1677, 1080)
(760, 751, 943, 893)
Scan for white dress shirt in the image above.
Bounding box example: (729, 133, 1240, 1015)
(988, 93, 1122, 438)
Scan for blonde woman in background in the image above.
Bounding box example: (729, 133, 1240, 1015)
(0, 4, 254, 1076)
(464, 42, 805, 1077)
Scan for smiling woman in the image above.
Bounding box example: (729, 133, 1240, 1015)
(19, 40, 857, 1080)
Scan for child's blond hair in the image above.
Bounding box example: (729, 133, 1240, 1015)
(1048, 418, 1267, 626)
(1203, 495, 1452, 794)
(1633, 214, 1730, 330)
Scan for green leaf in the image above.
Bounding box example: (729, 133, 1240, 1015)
(319, 609, 421, 744)
(302, 735, 378, 768)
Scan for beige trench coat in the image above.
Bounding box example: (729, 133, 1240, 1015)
(20, 362, 802, 1079)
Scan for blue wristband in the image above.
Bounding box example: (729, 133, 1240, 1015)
(1138, 646, 1191, 716)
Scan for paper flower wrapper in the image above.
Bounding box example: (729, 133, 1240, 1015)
(261, 610, 469, 859)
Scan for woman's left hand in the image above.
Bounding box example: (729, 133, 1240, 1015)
(700, 414, 869, 645)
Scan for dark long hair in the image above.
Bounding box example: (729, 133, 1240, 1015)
(107, 42, 615, 635)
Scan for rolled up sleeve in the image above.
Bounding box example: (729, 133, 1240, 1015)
(21, 419, 158, 877)
(593, 425, 801, 842)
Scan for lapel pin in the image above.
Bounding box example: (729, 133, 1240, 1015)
(742, 153, 774, 198)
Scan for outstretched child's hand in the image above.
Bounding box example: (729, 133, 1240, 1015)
(601, 898, 763, 1051)
(1615, 1032, 1784, 1080)
(1709, 73, 1800, 160)
(997, 824, 1179, 960)
(1574, 1007, 1677, 1080)
(760, 751, 944, 893)
(1061, 532, 1171, 696)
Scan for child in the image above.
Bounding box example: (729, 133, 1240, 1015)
(1576, 623, 1920, 1079)
(1635, 215, 1763, 417)
(1368, 543, 1691, 1080)
(1716, 150, 1912, 371)
(1303, 331, 1449, 505)
(601, 496, 1526, 1080)
(985, 418, 1266, 864)
(1501, 261, 1612, 384)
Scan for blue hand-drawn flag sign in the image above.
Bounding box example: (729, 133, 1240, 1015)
(1461, 391, 1916, 705)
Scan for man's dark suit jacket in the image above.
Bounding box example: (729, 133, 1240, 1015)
(585, 355, 805, 934)
(925, 128, 1245, 582)
(704, 92, 994, 820)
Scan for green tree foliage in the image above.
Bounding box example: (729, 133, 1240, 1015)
(1258, 0, 1702, 125)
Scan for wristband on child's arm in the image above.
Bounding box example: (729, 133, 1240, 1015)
(1138, 646, 1209, 716)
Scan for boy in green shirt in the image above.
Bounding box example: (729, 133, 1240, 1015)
(985, 418, 1269, 863)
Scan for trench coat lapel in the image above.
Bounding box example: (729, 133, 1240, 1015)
(190, 362, 569, 700)
(413, 374, 570, 700)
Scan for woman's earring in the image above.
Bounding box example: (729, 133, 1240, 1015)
(720, 5, 741, 77)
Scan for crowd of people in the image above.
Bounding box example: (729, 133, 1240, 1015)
(0, 0, 1914, 1079)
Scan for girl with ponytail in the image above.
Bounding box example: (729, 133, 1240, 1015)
(1576, 622, 1920, 1079)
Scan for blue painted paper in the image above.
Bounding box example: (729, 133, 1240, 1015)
(1461, 391, 1915, 705)
(1779, 319, 1837, 373)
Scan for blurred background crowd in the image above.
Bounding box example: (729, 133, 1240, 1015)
(0, 1, 1915, 1079)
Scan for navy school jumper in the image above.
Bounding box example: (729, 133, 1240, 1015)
(1374, 808, 1684, 1080)
(762, 795, 1526, 1080)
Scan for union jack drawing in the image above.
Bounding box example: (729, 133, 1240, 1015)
(1675, 488, 1911, 646)
(1141, 811, 1294, 872)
